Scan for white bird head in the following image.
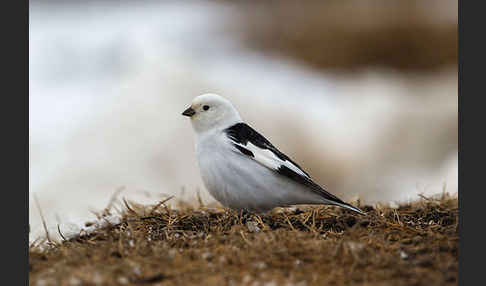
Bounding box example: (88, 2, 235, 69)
(182, 93, 242, 134)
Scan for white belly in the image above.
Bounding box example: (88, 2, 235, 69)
(196, 134, 323, 212)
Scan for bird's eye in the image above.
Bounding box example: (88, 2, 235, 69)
(203, 105, 210, 111)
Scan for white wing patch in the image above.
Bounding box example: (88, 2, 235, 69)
(232, 141, 310, 179)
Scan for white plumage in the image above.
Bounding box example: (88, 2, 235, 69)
(182, 93, 364, 215)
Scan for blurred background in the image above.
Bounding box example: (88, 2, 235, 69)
(29, 0, 457, 241)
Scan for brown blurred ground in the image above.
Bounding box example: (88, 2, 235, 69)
(30, 194, 458, 286)
(233, 0, 457, 72)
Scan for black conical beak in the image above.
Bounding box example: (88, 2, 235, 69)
(182, 106, 196, 117)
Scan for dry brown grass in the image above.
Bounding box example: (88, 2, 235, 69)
(30, 194, 458, 286)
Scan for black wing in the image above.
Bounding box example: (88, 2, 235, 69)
(224, 122, 350, 206)
(225, 122, 310, 177)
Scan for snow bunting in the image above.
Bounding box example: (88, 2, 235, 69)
(182, 93, 365, 215)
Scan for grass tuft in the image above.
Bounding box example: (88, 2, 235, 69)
(30, 194, 458, 285)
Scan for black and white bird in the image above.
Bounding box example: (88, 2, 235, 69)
(182, 93, 365, 215)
